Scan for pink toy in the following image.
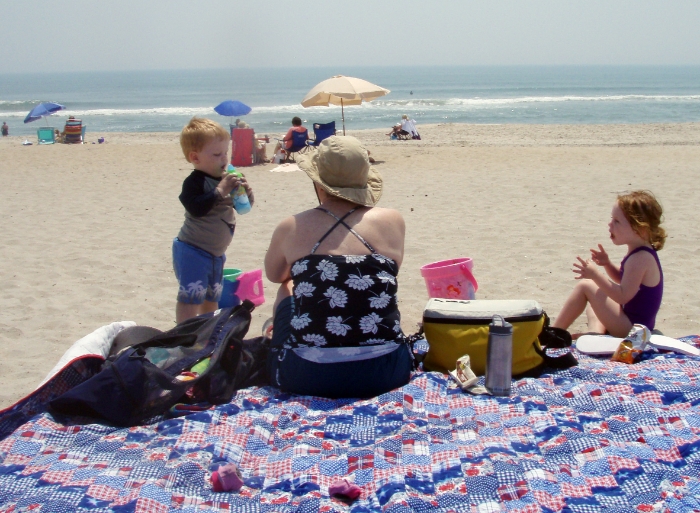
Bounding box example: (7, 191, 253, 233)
(211, 463, 244, 492)
(329, 478, 362, 501)
(235, 269, 265, 306)
(420, 258, 478, 300)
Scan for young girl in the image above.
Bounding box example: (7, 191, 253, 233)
(553, 190, 666, 337)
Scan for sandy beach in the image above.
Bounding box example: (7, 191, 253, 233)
(1, 122, 699, 410)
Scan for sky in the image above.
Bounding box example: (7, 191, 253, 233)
(1, 0, 700, 73)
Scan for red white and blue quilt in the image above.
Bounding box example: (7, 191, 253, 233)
(1, 336, 700, 512)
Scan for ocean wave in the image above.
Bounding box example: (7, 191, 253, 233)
(1, 94, 698, 119)
(0, 100, 42, 107)
(373, 94, 700, 108)
(0, 106, 215, 118)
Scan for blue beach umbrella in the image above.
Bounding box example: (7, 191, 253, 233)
(214, 100, 252, 126)
(24, 102, 65, 125)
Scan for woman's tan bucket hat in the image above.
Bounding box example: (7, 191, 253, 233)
(298, 136, 382, 207)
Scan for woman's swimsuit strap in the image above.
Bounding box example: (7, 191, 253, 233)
(310, 207, 376, 254)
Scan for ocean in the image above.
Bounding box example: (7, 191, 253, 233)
(1, 66, 700, 137)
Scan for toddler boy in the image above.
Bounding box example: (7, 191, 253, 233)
(173, 117, 254, 323)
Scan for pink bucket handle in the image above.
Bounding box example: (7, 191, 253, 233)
(459, 263, 479, 292)
(252, 277, 263, 300)
(236, 269, 266, 306)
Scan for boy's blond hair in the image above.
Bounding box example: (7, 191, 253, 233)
(180, 117, 229, 162)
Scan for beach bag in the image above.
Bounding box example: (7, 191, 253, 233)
(50, 300, 269, 426)
(422, 299, 576, 377)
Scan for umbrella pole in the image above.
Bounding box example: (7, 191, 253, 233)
(341, 99, 346, 136)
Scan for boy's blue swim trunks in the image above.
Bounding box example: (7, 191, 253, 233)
(172, 238, 226, 304)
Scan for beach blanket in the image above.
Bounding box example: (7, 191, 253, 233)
(1, 336, 700, 512)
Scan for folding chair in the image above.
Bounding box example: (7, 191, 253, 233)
(309, 121, 336, 147)
(231, 128, 255, 167)
(37, 127, 56, 145)
(64, 119, 83, 144)
(280, 129, 311, 162)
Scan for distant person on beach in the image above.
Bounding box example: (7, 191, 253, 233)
(553, 190, 666, 336)
(272, 116, 309, 158)
(400, 114, 420, 139)
(264, 136, 412, 398)
(1, 122, 8, 136)
(233, 118, 269, 163)
(386, 123, 407, 139)
(173, 117, 255, 323)
(386, 115, 420, 140)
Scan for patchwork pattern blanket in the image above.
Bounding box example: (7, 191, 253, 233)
(1, 336, 700, 512)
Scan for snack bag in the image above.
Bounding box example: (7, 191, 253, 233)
(611, 324, 651, 364)
(449, 354, 479, 390)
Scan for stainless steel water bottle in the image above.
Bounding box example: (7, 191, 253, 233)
(485, 314, 513, 396)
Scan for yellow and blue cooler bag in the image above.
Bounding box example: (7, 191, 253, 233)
(422, 299, 575, 376)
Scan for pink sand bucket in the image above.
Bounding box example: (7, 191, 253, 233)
(420, 258, 478, 300)
(235, 269, 265, 306)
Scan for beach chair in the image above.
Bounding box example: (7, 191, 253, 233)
(309, 121, 336, 147)
(231, 128, 254, 167)
(37, 127, 56, 145)
(396, 129, 412, 140)
(282, 129, 311, 162)
(63, 119, 83, 144)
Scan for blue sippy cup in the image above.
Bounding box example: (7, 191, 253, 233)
(226, 165, 251, 215)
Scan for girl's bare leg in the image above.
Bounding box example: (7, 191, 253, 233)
(553, 280, 632, 337)
(585, 305, 606, 334)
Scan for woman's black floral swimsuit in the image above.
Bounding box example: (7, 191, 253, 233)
(285, 207, 404, 351)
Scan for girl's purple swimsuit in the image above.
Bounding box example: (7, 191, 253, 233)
(620, 246, 663, 330)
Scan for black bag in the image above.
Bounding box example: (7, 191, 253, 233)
(50, 300, 269, 426)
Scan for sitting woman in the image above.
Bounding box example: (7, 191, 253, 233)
(400, 114, 420, 140)
(272, 116, 309, 159)
(386, 123, 409, 140)
(235, 119, 269, 163)
(264, 136, 413, 398)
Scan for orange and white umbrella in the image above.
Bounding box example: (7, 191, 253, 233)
(301, 75, 390, 135)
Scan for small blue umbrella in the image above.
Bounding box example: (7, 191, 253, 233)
(214, 100, 252, 117)
(24, 102, 66, 125)
(214, 100, 252, 127)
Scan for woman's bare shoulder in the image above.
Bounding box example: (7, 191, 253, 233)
(275, 208, 318, 229)
(365, 206, 404, 220)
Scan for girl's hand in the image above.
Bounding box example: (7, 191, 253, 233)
(573, 256, 601, 281)
(590, 244, 611, 267)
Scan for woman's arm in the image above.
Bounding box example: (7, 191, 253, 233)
(369, 208, 406, 268)
(264, 217, 294, 284)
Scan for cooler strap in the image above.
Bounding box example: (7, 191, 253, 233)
(534, 313, 578, 370)
(405, 326, 426, 370)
